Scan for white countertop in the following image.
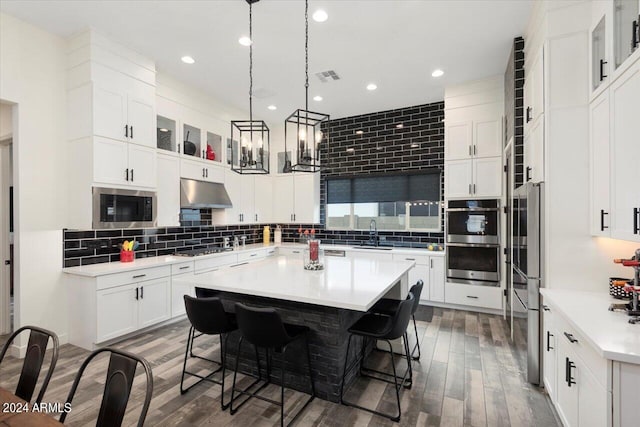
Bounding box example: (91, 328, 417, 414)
(541, 289, 640, 365)
(173, 255, 415, 312)
(62, 242, 443, 277)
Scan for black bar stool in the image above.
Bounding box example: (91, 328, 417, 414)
(181, 295, 244, 410)
(370, 280, 424, 360)
(340, 293, 415, 422)
(230, 303, 315, 427)
(188, 287, 222, 359)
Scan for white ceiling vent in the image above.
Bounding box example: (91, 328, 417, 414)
(316, 70, 341, 83)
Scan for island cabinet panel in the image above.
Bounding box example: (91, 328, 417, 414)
(194, 253, 238, 273)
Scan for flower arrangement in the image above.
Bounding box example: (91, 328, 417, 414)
(298, 227, 316, 243)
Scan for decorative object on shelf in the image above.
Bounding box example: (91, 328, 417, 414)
(304, 238, 323, 270)
(206, 144, 215, 161)
(183, 131, 197, 156)
(609, 277, 633, 299)
(274, 225, 282, 244)
(284, 0, 329, 173)
(608, 249, 640, 323)
(120, 240, 137, 263)
(263, 225, 270, 244)
(231, 0, 270, 174)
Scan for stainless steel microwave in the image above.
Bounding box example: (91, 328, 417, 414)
(92, 187, 157, 229)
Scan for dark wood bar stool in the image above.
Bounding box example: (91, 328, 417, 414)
(370, 280, 425, 360)
(0, 325, 59, 405)
(340, 293, 415, 422)
(230, 303, 315, 427)
(180, 295, 240, 409)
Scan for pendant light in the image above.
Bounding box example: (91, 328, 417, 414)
(231, 0, 270, 174)
(283, 0, 330, 173)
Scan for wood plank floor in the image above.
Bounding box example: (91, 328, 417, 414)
(0, 308, 560, 426)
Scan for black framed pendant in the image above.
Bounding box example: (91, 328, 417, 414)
(231, 0, 270, 174)
(283, 0, 329, 173)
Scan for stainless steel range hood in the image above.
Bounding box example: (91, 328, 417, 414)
(180, 178, 233, 209)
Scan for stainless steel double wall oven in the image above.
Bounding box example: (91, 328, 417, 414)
(446, 199, 501, 286)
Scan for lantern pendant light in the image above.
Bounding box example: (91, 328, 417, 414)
(283, 0, 329, 173)
(231, 0, 270, 174)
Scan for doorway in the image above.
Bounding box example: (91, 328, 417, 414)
(0, 101, 15, 336)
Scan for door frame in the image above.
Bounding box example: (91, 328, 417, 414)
(503, 138, 515, 339)
(0, 139, 11, 335)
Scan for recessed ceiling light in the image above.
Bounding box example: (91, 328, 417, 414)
(181, 56, 195, 64)
(238, 36, 252, 46)
(313, 95, 323, 101)
(312, 10, 328, 22)
(159, 128, 169, 133)
(431, 69, 444, 77)
(346, 148, 355, 152)
(396, 123, 404, 129)
(366, 83, 377, 91)
(355, 130, 364, 135)
(267, 105, 277, 110)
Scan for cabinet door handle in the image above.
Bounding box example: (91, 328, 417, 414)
(250, 253, 257, 257)
(430, 258, 433, 268)
(473, 184, 476, 194)
(469, 184, 472, 195)
(599, 59, 608, 81)
(255, 214, 258, 222)
(542, 305, 550, 312)
(466, 295, 479, 299)
(178, 144, 181, 154)
(135, 287, 139, 300)
(130, 126, 133, 139)
(292, 250, 301, 254)
(468, 145, 472, 156)
(132, 274, 146, 279)
(130, 169, 134, 182)
(600, 209, 609, 231)
(202, 150, 205, 158)
(203, 168, 206, 178)
(473, 145, 477, 155)
(405, 258, 415, 261)
(179, 266, 190, 270)
(526, 106, 532, 123)
(634, 208, 639, 235)
(633, 19, 639, 49)
(546, 331, 554, 351)
(563, 332, 578, 343)
(140, 286, 143, 299)
(565, 357, 576, 387)
(125, 125, 129, 138)
(526, 166, 532, 182)
(206, 169, 208, 178)
(231, 262, 249, 268)
(125, 168, 129, 181)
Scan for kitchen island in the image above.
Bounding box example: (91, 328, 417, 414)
(173, 254, 415, 402)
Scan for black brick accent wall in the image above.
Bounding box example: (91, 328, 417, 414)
(505, 37, 525, 187)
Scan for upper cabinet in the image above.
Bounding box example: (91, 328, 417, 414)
(523, 46, 545, 183)
(591, 16, 608, 91)
(613, 0, 640, 71)
(444, 76, 504, 199)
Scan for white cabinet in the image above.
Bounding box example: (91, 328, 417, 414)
(589, 92, 611, 236)
(524, 47, 545, 136)
(254, 175, 273, 223)
(523, 115, 544, 183)
(445, 119, 502, 161)
(157, 153, 180, 227)
(271, 174, 319, 223)
(180, 157, 224, 183)
(240, 176, 256, 224)
(474, 118, 503, 158)
(96, 275, 171, 344)
(223, 169, 256, 224)
(171, 262, 195, 318)
(610, 58, 640, 242)
(542, 304, 557, 400)
(444, 121, 472, 160)
(444, 282, 503, 310)
(555, 336, 580, 427)
(445, 158, 501, 199)
(429, 256, 445, 303)
(93, 137, 157, 188)
(93, 85, 156, 148)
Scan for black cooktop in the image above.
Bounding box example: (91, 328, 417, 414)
(174, 246, 231, 257)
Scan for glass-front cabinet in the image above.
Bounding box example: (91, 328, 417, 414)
(182, 123, 202, 158)
(156, 115, 177, 153)
(205, 132, 222, 163)
(614, 0, 640, 69)
(592, 17, 607, 90)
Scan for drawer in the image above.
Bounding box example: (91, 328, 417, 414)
(445, 282, 503, 310)
(392, 253, 430, 266)
(171, 261, 194, 275)
(278, 247, 304, 256)
(237, 249, 266, 263)
(551, 305, 610, 390)
(194, 253, 238, 273)
(264, 248, 277, 257)
(97, 265, 171, 290)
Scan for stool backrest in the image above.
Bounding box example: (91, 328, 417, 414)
(195, 287, 219, 298)
(385, 293, 415, 340)
(409, 280, 424, 315)
(235, 303, 290, 349)
(60, 347, 153, 427)
(184, 295, 232, 335)
(0, 325, 59, 404)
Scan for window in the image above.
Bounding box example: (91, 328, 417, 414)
(326, 172, 442, 232)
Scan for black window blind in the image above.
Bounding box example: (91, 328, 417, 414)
(327, 172, 440, 204)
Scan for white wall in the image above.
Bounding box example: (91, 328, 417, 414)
(0, 12, 68, 350)
(525, 1, 639, 292)
(0, 103, 12, 140)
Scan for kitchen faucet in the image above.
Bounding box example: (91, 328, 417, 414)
(369, 219, 378, 246)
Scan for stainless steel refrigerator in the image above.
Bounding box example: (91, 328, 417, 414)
(512, 182, 544, 385)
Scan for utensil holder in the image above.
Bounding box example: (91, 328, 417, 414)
(120, 250, 135, 263)
(609, 277, 632, 299)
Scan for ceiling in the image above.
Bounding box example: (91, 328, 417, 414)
(0, 0, 532, 120)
